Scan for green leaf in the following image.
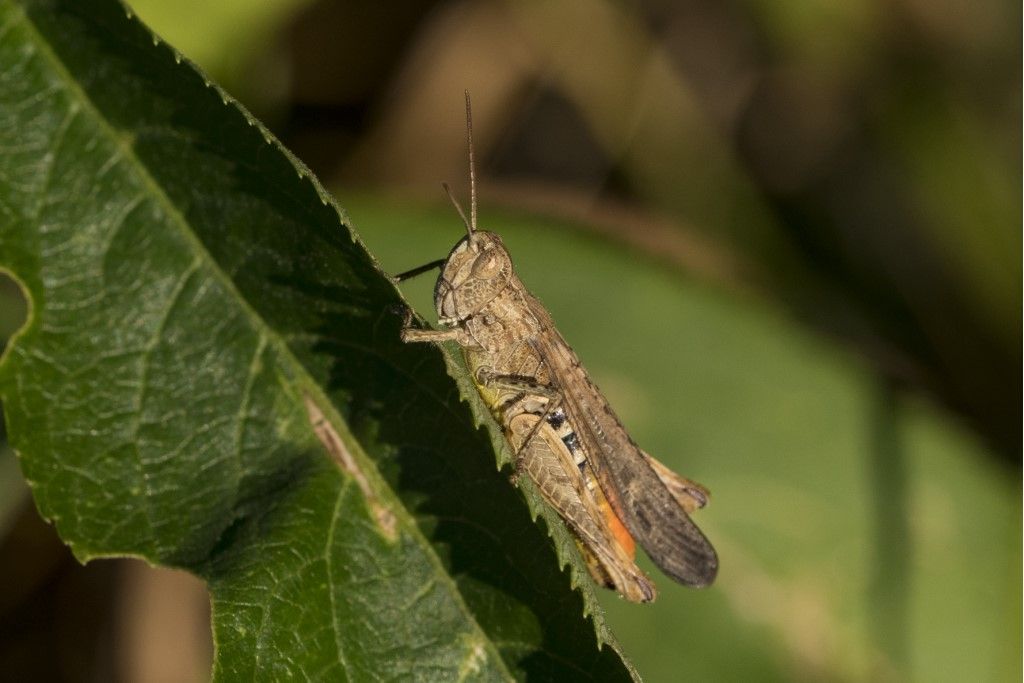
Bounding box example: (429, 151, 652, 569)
(0, 0, 636, 679)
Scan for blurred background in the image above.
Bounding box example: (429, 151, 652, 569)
(0, 0, 1019, 680)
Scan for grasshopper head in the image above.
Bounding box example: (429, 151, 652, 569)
(435, 231, 514, 320)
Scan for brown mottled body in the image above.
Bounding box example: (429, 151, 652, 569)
(396, 93, 717, 601)
(401, 229, 717, 600)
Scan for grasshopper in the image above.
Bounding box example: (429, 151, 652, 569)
(395, 93, 717, 601)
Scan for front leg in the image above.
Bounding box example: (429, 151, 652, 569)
(398, 307, 474, 346)
(400, 327, 465, 344)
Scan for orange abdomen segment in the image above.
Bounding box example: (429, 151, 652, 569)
(600, 496, 636, 558)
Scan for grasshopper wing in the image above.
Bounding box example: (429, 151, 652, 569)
(528, 307, 719, 587)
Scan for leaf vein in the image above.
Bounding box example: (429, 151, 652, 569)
(325, 478, 353, 676)
(130, 256, 201, 554)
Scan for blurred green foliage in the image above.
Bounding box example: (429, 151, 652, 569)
(350, 195, 1019, 682)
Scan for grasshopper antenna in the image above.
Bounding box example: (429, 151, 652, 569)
(442, 91, 478, 242)
(395, 92, 482, 283)
(465, 90, 477, 234)
(442, 182, 472, 240)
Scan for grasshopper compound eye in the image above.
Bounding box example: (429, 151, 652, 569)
(471, 250, 502, 279)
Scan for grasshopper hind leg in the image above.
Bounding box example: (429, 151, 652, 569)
(506, 412, 657, 603)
